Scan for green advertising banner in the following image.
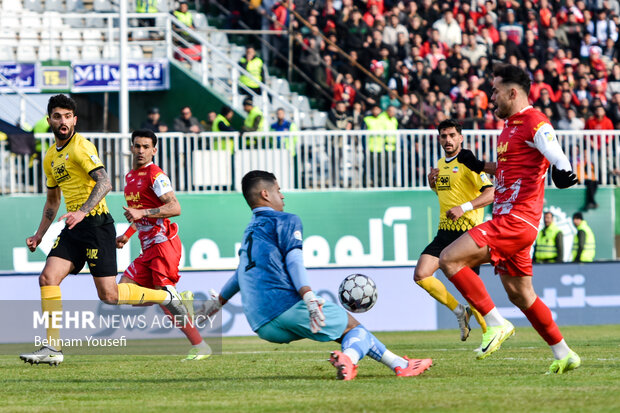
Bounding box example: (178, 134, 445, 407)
(2, 188, 615, 273)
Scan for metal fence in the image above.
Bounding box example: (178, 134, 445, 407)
(2, 129, 620, 194)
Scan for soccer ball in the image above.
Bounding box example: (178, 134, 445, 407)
(338, 274, 378, 313)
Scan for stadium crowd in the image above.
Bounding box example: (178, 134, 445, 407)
(220, 0, 620, 131)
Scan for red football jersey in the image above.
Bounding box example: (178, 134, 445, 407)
(492, 106, 551, 227)
(124, 163, 177, 250)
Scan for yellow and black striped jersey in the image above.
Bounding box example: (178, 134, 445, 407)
(43, 133, 109, 217)
(433, 156, 493, 231)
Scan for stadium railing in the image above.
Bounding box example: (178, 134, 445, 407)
(2, 130, 619, 194)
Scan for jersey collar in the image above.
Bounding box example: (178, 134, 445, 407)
(253, 206, 275, 213)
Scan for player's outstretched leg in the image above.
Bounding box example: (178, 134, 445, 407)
(522, 297, 581, 374)
(416, 275, 471, 341)
(447, 267, 515, 359)
(20, 286, 64, 366)
(330, 325, 432, 380)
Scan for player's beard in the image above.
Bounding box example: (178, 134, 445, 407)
(52, 124, 74, 141)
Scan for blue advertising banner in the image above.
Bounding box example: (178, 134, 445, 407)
(72, 60, 169, 92)
(0, 63, 38, 92)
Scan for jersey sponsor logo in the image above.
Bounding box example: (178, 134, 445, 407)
(293, 230, 303, 241)
(512, 120, 523, 125)
(125, 192, 141, 202)
(53, 164, 70, 183)
(138, 172, 147, 176)
(534, 121, 546, 132)
(497, 141, 509, 155)
(436, 175, 450, 191)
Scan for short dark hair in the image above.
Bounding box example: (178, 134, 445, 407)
(241, 170, 277, 208)
(243, 98, 253, 106)
(220, 105, 233, 116)
(47, 94, 76, 116)
(493, 63, 531, 94)
(573, 212, 584, 220)
(437, 119, 463, 135)
(131, 129, 158, 146)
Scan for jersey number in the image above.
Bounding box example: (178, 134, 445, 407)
(245, 231, 256, 271)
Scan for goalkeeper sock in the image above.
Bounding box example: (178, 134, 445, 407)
(160, 305, 203, 345)
(341, 325, 407, 370)
(117, 283, 168, 305)
(41, 286, 62, 351)
(416, 276, 459, 311)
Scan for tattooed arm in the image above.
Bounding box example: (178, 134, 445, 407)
(123, 191, 181, 222)
(26, 186, 62, 251)
(59, 167, 112, 230)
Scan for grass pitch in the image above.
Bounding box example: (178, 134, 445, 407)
(1, 325, 619, 412)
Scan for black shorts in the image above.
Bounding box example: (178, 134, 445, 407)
(48, 221, 117, 277)
(421, 229, 480, 274)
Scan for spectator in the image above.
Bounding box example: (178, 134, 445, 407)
(499, 9, 524, 45)
(271, 108, 297, 132)
(339, 7, 369, 52)
(534, 211, 564, 263)
(529, 69, 555, 104)
(607, 92, 620, 127)
(140, 107, 168, 133)
(316, 54, 337, 95)
(212, 106, 235, 132)
(430, 60, 451, 95)
(173, 106, 203, 133)
(241, 98, 265, 133)
(326, 100, 353, 130)
(271, 0, 293, 68)
(496, 30, 520, 60)
(362, 61, 386, 106)
(332, 72, 357, 108)
(239, 46, 265, 97)
(380, 89, 401, 110)
(519, 30, 546, 64)
(555, 90, 578, 122)
(572, 212, 596, 262)
(469, 75, 488, 110)
(460, 34, 487, 66)
(587, 8, 618, 46)
(585, 104, 614, 130)
(201, 111, 217, 131)
(351, 101, 365, 130)
(388, 63, 412, 96)
(558, 107, 585, 130)
(172, 0, 194, 42)
(383, 14, 408, 47)
(135, 0, 158, 27)
(432, 9, 462, 48)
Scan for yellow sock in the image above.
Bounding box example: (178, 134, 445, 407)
(467, 301, 488, 333)
(117, 283, 168, 305)
(41, 286, 62, 351)
(416, 276, 459, 311)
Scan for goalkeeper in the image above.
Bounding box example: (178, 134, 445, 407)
(198, 170, 432, 381)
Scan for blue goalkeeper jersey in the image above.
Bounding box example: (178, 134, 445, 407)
(231, 207, 304, 331)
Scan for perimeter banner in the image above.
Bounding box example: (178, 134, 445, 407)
(1, 188, 615, 272)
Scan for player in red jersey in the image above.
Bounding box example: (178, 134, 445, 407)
(116, 129, 211, 361)
(438, 64, 581, 374)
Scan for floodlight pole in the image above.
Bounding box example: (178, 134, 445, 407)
(119, 0, 129, 136)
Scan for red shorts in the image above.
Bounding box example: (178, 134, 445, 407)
(468, 214, 538, 277)
(123, 236, 182, 288)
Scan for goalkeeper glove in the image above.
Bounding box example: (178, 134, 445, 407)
(551, 166, 578, 189)
(457, 149, 485, 173)
(303, 291, 326, 334)
(197, 289, 223, 318)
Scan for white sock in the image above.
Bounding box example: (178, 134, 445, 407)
(380, 350, 408, 371)
(193, 340, 209, 349)
(550, 339, 571, 360)
(343, 348, 360, 365)
(453, 304, 464, 316)
(483, 307, 505, 327)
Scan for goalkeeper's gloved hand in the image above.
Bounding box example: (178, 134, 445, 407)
(303, 291, 326, 334)
(197, 289, 223, 318)
(551, 166, 578, 189)
(457, 149, 485, 173)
